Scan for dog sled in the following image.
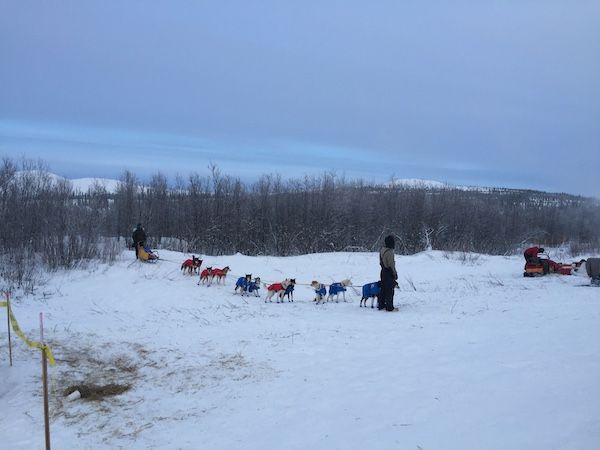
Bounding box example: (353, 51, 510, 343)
(137, 244, 159, 262)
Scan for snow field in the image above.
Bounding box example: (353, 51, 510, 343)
(1, 250, 599, 449)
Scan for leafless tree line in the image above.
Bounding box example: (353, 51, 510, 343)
(1, 157, 599, 289)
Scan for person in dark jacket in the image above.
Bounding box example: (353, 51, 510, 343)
(379, 235, 398, 311)
(132, 223, 147, 259)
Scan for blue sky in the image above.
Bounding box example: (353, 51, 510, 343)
(1, 1, 599, 195)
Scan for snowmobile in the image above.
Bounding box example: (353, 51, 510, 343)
(523, 253, 573, 277)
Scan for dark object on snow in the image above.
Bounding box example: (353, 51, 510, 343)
(585, 258, 600, 286)
(64, 383, 131, 401)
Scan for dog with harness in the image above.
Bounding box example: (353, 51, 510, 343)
(359, 281, 381, 308)
(265, 279, 295, 303)
(311, 281, 328, 304)
(211, 266, 230, 284)
(327, 279, 351, 302)
(235, 274, 252, 295)
(247, 277, 261, 297)
(181, 256, 202, 275)
(199, 267, 213, 284)
(282, 279, 296, 302)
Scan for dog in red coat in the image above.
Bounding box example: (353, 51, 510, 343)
(181, 256, 202, 275)
(265, 279, 294, 303)
(199, 267, 213, 284)
(211, 266, 231, 284)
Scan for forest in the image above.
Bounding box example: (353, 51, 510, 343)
(1, 157, 599, 289)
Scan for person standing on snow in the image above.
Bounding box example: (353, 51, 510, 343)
(132, 223, 147, 259)
(379, 235, 398, 312)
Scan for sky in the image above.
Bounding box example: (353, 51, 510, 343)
(1, 1, 599, 195)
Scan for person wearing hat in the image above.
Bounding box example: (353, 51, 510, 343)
(132, 223, 147, 259)
(379, 235, 398, 311)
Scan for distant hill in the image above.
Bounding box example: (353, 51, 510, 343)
(69, 177, 120, 193)
(14, 171, 598, 206)
(15, 171, 120, 193)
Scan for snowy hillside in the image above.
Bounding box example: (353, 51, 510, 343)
(15, 171, 120, 193)
(1, 251, 599, 449)
(69, 177, 120, 193)
(388, 178, 449, 189)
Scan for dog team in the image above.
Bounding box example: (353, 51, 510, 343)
(181, 255, 385, 306)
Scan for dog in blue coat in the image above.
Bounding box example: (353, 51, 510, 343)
(360, 281, 381, 308)
(282, 279, 296, 302)
(311, 281, 328, 304)
(234, 274, 252, 295)
(247, 277, 261, 297)
(327, 279, 351, 303)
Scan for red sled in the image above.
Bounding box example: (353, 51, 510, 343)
(558, 265, 572, 275)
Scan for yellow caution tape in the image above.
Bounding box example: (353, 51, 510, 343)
(1, 301, 56, 365)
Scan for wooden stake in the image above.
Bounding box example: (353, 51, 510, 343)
(5, 292, 13, 366)
(40, 313, 51, 450)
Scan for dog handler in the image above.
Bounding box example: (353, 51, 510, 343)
(379, 235, 398, 311)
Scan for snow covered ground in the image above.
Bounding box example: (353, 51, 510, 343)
(1, 250, 599, 450)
